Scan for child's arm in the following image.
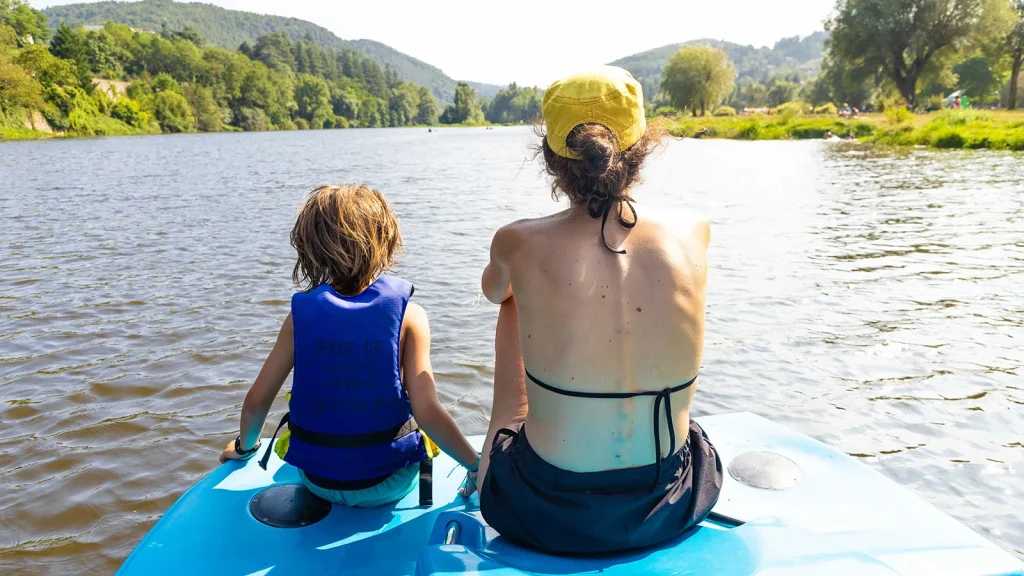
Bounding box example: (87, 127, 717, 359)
(219, 314, 294, 462)
(402, 303, 479, 469)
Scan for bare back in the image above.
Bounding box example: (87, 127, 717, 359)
(501, 201, 709, 472)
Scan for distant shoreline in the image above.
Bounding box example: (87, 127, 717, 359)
(6, 112, 1023, 152)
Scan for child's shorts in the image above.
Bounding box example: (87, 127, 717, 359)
(298, 463, 419, 508)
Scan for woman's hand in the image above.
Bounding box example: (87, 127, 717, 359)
(459, 468, 479, 498)
(458, 453, 481, 498)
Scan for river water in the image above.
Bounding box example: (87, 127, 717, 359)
(1, 127, 1022, 573)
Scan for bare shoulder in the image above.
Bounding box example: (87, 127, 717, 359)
(402, 301, 430, 339)
(490, 214, 560, 258)
(640, 204, 710, 248)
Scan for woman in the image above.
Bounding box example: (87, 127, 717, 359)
(476, 67, 723, 554)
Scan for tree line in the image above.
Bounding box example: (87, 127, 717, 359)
(656, 0, 1024, 116)
(0, 0, 543, 137)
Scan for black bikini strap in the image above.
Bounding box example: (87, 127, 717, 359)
(525, 370, 698, 490)
(585, 196, 638, 254)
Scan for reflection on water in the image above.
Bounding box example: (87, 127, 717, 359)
(1, 130, 1021, 573)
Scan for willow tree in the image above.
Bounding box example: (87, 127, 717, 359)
(827, 0, 990, 107)
(660, 46, 736, 116)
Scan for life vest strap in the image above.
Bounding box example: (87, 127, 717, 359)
(258, 412, 420, 471)
(289, 416, 419, 448)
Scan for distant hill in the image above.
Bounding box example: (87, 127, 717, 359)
(610, 32, 828, 100)
(42, 0, 502, 102)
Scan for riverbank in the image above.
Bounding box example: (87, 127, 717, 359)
(664, 109, 1024, 150)
(7, 110, 1024, 150)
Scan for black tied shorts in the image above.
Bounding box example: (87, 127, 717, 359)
(479, 420, 723, 555)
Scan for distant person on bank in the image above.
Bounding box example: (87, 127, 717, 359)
(475, 66, 723, 554)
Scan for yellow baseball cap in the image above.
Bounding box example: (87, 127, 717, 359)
(542, 66, 646, 160)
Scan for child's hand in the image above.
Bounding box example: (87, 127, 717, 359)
(219, 440, 242, 463)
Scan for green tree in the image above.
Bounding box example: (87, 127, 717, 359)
(49, 21, 92, 88)
(84, 29, 129, 79)
(357, 95, 385, 127)
(741, 80, 767, 107)
(235, 106, 269, 131)
(440, 81, 484, 124)
(15, 44, 79, 87)
(387, 81, 419, 126)
(954, 55, 1004, 103)
(252, 32, 295, 73)
(0, 22, 16, 57)
(110, 96, 148, 128)
(0, 58, 44, 111)
(153, 89, 194, 132)
(50, 22, 85, 61)
(0, 0, 49, 44)
(237, 62, 295, 127)
(331, 86, 360, 120)
(414, 85, 438, 124)
(294, 73, 332, 128)
(826, 0, 989, 107)
(485, 83, 542, 123)
(766, 80, 799, 106)
(171, 26, 204, 48)
(182, 83, 221, 131)
(152, 72, 181, 93)
(1009, 1, 1024, 108)
(660, 46, 736, 116)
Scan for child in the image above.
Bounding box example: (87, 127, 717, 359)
(219, 185, 480, 506)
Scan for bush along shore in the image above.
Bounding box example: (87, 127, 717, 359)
(664, 108, 1024, 151)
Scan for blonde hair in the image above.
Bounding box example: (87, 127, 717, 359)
(290, 185, 402, 295)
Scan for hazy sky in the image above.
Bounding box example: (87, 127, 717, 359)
(33, 0, 837, 87)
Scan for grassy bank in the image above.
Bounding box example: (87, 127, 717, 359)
(666, 113, 875, 141)
(664, 109, 1024, 151)
(869, 110, 1024, 150)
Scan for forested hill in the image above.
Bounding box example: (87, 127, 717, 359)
(42, 0, 500, 101)
(611, 32, 828, 99)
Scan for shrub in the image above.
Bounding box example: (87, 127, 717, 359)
(91, 88, 113, 115)
(294, 117, 309, 130)
(333, 115, 350, 129)
(110, 97, 145, 127)
(774, 102, 804, 124)
(712, 105, 736, 117)
(153, 91, 195, 133)
(851, 122, 875, 137)
(738, 120, 761, 139)
(67, 108, 94, 135)
(152, 73, 181, 94)
(884, 105, 913, 126)
(932, 129, 965, 149)
(814, 103, 838, 115)
(965, 135, 991, 149)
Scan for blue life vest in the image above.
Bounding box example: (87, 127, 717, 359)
(282, 275, 427, 482)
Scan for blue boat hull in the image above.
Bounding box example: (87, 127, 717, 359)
(118, 412, 1023, 575)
